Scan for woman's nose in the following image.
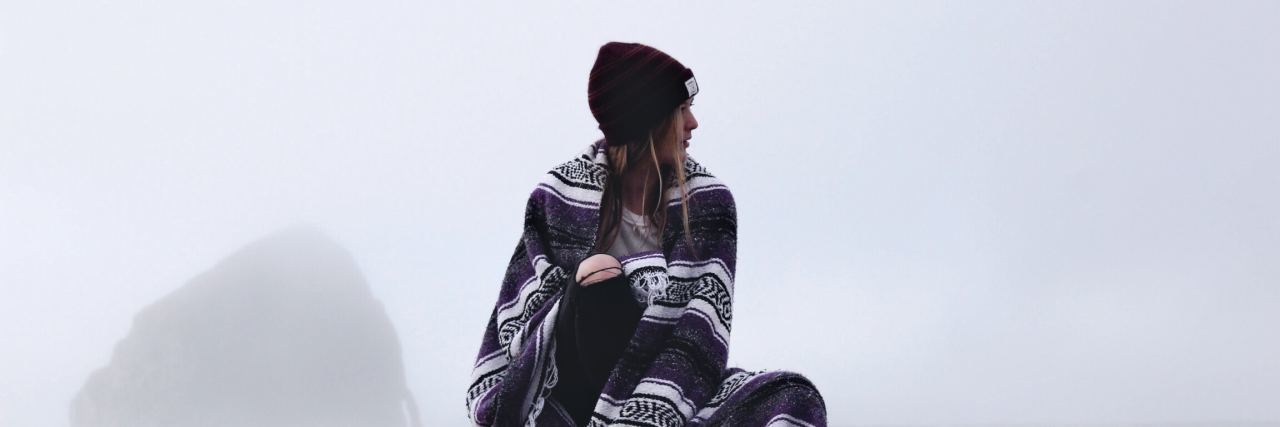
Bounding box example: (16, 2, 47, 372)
(686, 111, 699, 131)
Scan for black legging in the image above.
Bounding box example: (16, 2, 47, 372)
(551, 268, 644, 426)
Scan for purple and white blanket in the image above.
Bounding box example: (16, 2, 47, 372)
(466, 140, 826, 426)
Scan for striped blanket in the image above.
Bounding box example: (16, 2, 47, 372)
(466, 140, 826, 426)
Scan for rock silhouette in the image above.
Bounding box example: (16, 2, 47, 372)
(71, 226, 421, 427)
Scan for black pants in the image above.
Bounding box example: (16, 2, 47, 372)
(550, 270, 644, 426)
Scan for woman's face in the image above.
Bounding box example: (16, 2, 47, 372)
(659, 98, 698, 167)
(680, 98, 699, 149)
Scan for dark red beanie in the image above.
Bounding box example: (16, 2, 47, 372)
(588, 42, 698, 146)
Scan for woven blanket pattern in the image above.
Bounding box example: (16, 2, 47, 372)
(466, 140, 826, 426)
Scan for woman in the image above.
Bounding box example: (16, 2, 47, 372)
(466, 42, 826, 426)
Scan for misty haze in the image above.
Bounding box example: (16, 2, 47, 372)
(2, 2, 1278, 427)
(71, 227, 419, 427)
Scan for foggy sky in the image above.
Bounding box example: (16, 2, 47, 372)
(2, 1, 1278, 426)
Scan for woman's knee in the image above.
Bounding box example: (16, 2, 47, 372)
(576, 254, 622, 286)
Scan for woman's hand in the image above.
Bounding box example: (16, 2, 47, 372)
(575, 254, 622, 287)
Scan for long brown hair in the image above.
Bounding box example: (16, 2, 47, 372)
(592, 106, 695, 254)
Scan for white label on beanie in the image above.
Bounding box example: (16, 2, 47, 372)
(685, 77, 699, 97)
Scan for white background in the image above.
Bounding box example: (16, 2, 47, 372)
(2, 2, 1278, 426)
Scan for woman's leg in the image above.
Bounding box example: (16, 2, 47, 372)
(571, 254, 643, 392)
(553, 253, 632, 425)
(576, 253, 622, 286)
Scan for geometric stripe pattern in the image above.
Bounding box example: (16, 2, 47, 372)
(466, 140, 825, 426)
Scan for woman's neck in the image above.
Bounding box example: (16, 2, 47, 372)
(621, 164, 661, 216)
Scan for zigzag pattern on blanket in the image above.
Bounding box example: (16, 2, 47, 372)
(466, 140, 825, 426)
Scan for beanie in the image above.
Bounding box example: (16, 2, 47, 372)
(588, 42, 699, 146)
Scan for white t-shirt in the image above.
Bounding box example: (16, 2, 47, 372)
(605, 206, 661, 259)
